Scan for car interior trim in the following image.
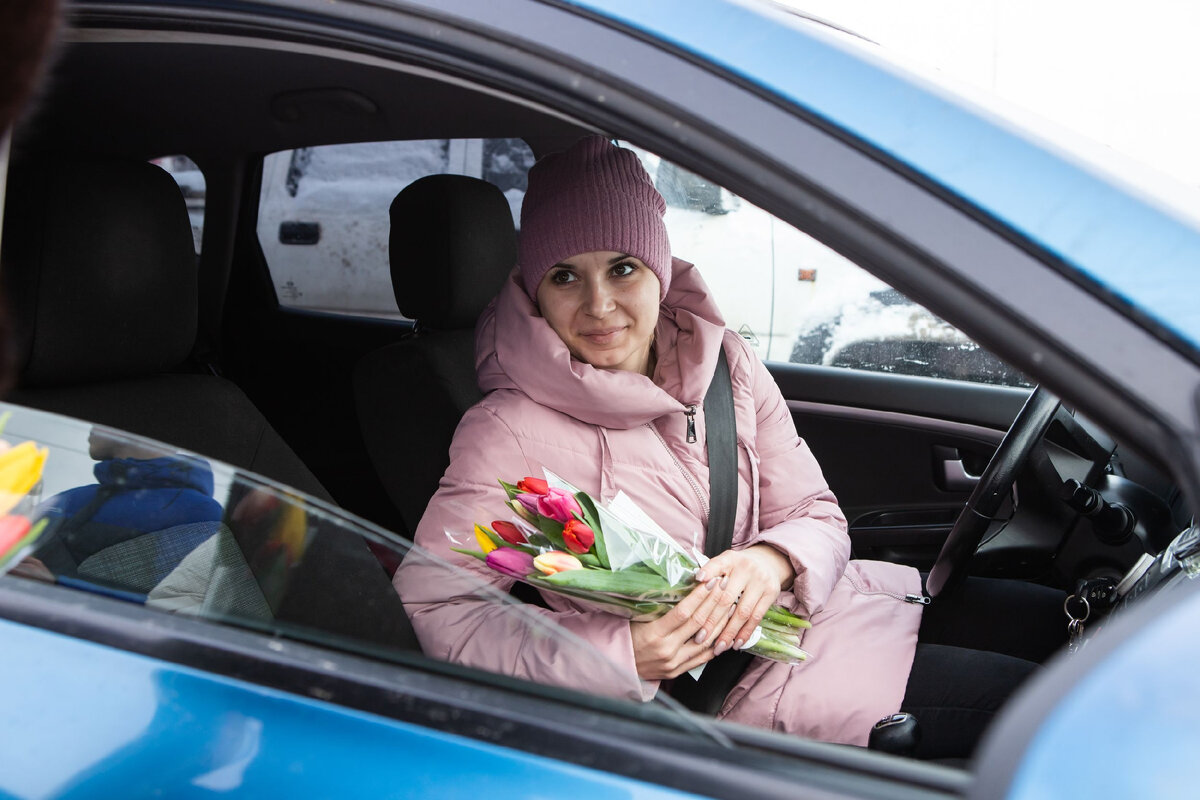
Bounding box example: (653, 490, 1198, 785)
(61, 25, 595, 131)
(787, 400, 1007, 448)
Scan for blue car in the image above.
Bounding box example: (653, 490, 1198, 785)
(1, 1, 1198, 797)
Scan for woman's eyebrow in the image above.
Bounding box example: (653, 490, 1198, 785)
(607, 253, 634, 265)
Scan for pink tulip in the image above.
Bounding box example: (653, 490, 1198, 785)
(561, 519, 595, 554)
(515, 492, 541, 516)
(491, 520, 527, 545)
(485, 548, 535, 579)
(536, 488, 581, 524)
(508, 498, 537, 524)
(533, 551, 583, 575)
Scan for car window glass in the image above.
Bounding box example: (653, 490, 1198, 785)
(151, 155, 205, 254)
(0, 403, 642, 706)
(256, 138, 534, 319)
(623, 143, 1029, 387)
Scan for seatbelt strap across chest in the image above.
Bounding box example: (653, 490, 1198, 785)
(703, 347, 736, 557)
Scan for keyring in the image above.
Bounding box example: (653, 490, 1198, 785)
(1064, 593, 1091, 622)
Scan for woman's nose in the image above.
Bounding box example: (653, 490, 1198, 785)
(583, 280, 615, 316)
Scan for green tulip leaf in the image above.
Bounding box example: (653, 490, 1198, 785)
(449, 547, 489, 563)
(574, 492, 609, 569)
(535, 515, 568, 550)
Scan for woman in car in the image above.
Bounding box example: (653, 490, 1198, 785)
(395, 135, 1045, 758)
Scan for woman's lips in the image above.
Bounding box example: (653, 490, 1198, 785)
(579, 327, 625, 345)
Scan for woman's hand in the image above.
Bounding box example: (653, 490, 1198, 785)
(630, 575, 736, 680)
(693, 545, 794, 657)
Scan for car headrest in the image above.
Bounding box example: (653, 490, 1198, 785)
(1, 155, 198, 387)
(389, 174, 516, 330)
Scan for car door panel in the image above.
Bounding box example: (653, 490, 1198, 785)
(768, 363, 1027, 569)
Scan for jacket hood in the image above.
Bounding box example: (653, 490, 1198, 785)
(475, 257, 727, 429)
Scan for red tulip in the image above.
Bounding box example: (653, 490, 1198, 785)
(491, 520, 526, 545)
(561, 519, 595, 554)
(516, 476, 549, 495)
(0, 514, 32, 554)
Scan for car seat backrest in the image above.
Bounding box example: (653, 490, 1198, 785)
(354, 173, 517, 536)
(3, 156, 198, 387)
(1, 153, 418, 651)
(0, 152, 327, 497)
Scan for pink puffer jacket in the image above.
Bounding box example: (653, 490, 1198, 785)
(394, 259, 923, 746)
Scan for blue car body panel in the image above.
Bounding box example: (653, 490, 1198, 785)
(0, 619, 705, 800)
(1001, 584, 1200, 799)
(567, 0, 1200, 351)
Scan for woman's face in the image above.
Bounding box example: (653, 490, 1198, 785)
(536, 251, 661, 376)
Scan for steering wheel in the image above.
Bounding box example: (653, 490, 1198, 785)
(926, 385, 1061, 598)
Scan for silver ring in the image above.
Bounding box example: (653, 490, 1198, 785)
(1063, 594, 1091, 622)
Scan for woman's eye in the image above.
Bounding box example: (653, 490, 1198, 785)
(549, 269, 576, 284)
(611, 262, 637, 277)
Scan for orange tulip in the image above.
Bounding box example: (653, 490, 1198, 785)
(561, 519, 595, 554)
(534, 551, 583, 575)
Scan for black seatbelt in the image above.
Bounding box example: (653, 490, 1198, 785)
(671, 347, 755, 714)
(703, 347, 736, 558)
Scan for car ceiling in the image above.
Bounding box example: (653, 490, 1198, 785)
(14, 34, 592, 162)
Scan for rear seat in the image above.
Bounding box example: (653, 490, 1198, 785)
(1, 153, 416, 650)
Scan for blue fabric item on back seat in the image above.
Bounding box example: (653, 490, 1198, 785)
(354, 174, 517, 535)
(1, 153, 417, 651)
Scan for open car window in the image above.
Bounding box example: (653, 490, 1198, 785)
(620, 142, 1029, 386)
(256, 138, 534, 319)
(0, 403, 660, 718)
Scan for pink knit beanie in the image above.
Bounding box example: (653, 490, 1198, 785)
(518, 135, 671, 300)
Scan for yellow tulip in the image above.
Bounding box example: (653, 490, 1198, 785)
(274, 500, 309, 564)
(474, 524, 499, 554)
(0, 441, 48, 516)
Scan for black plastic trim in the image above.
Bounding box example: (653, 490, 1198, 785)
(770, 363, 1030, 431)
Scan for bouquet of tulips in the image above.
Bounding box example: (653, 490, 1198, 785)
(0, 415, 51, 576)
(452, 471, 811, 665)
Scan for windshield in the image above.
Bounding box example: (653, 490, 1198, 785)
(0, 403, 723, 739)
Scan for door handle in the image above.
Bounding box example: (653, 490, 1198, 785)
(934, 446, 980, 491)
(940, 455, 979, 491)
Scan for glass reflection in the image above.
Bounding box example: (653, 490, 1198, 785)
(0, 403, 645, 707)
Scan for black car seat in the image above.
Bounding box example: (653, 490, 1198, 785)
(353, 174, 516, 536)
(0, 153, 416, 650)
(0, 154, 328, 497)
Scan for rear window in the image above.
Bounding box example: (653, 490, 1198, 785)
(256, 138, 534, 318)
